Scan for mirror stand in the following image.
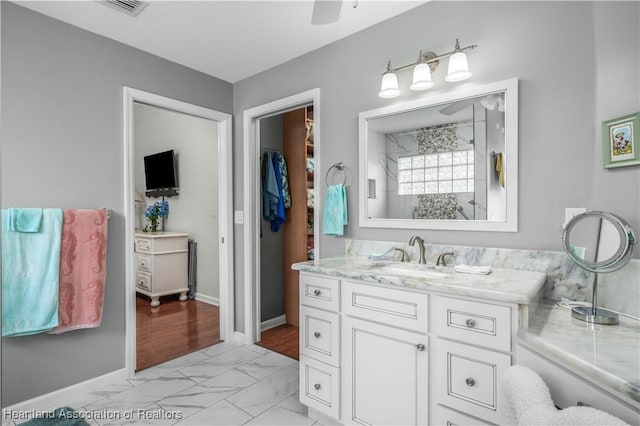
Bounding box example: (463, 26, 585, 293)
(571, 274, 619, 325)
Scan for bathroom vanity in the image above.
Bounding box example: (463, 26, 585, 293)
(293, 257, 546, 425)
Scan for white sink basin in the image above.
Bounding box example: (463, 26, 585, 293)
(376, 264, 447, 279)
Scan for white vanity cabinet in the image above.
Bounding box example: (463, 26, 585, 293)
(297, 267, 541, 426)
(134, 231, 189, 307)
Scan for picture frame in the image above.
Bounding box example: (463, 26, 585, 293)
(602, 112, 640, 168)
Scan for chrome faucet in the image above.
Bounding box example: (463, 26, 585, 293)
(408, 236, 427, 264)
(436, 251, 455, 266)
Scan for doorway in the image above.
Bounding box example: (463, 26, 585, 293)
(256, 105, 315, 360)
(242, 89, 320, 351)
(124, 88, 234, 377)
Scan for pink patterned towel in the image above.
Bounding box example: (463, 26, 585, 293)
(50, 209, 108, 334)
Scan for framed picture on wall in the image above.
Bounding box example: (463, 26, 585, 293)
(602, 112, 640, 168)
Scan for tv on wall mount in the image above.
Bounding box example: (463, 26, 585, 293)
(144, 149, 179, 197)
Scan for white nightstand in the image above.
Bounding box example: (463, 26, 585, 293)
(134, 231, 189, 307)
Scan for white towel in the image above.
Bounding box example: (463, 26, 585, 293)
(454, 264, 492, 275)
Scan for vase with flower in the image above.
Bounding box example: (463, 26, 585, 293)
(143, 200, 169, 232)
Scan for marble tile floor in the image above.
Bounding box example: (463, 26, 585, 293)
(8, 343, 318, 426)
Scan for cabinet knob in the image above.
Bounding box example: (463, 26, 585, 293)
(314, 383, 321, 390)
(416, 343, 425, 351)
(465, 319, 476, 327)
(465, 378, 475, 387)
(313, 289, 321, 296)
(314, 331, 321, 338)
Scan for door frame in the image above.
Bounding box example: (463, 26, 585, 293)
(242, 88, 320, 344)
(123, 87, 234, 376)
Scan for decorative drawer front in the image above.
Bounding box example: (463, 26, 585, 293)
(135, 238, 151, 252)
(431, 403, 495, 426)
(342, 280, 428, 333)
(433, 295, 512, 352)
(136, 254, 152, 271)
(299, 355, 340, 421)
(301, 306, 340, 367)
(434, 340, 510, 425)
(136, 271, 152, 291)
(300, 274, 340, 312)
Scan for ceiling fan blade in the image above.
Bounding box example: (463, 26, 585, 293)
(311, 0, 343, 25)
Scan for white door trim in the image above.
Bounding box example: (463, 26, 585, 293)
(242, 88, 320, 344)
(123, 87, 234, 376)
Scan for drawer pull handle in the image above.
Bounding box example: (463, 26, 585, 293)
(465, 319, 476, 327)
(314, 289, 321, 296)
(416, 343, 425, 351)
(314, 383, 321, 390)
(314, 332, 321, 338)
(465, 378, 475, 387)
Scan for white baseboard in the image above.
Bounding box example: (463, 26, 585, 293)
(195, 293, 219, 306)
(261, 314, 286, 331)
(234, 331, 251, 344)
(3, 368, 127, 413)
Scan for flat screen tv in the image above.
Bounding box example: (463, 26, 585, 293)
(144, 150, 178, 192)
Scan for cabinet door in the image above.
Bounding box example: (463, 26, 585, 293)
(343, 316, 428, 426)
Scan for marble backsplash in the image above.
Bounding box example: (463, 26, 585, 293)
(344, 239, 639, 317)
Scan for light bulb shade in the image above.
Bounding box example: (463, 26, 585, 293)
(480, 95, 498, 110)
(378, 72, 400, 98)
(497, 95, 505, 112)
(410, 63, 434, 91)
(445, 51, 471, 82)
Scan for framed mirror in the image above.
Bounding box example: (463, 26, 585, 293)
(358, 78, 518, 231)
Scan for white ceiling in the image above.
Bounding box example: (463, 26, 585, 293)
(15, 0, 428, 83)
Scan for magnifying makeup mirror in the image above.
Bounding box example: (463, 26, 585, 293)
(562, 210, 636, 325)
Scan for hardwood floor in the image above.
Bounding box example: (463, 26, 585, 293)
(257, 324, 299, 360)
(136, 294, 221, 371)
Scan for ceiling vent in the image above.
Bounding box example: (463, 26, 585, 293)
(98, 0, 148, 17)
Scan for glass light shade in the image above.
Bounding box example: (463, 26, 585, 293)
(445, 51, 471, 82)
(480, 95, 498, 110)
(410, 63, 434, 91)
(378, 72, 400, 98)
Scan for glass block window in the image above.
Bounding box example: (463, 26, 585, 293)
(397, 149, 475, 195)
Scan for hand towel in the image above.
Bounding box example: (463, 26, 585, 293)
(8, 208, 43, 232)
(50, 209, 108, 334)
(2, 208, 63, 336)
(454, 264, 492, 275)
(323, 184, 348, 236)
(495, 152, 505, 188)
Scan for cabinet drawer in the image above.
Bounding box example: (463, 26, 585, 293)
(342, 280, 428, 333)
(299, 355, 340, 421)
(434, 340, 510, 425)
(300, 274, 340, 312)
(431, 404, 495, 426)
(135, 237, 151, 252)
(301, 306, 340, 367)
(136, 254, 152, 271)
(433, 296, 512, 352)
(136, 271, 152, 291)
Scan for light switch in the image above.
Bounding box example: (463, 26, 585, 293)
(234, 210, 244, 224)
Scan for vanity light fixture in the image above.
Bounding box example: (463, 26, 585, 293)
(378, 38, 477, 99)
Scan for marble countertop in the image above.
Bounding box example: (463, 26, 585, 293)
(292, 256, 546, 305)
(519, 304, 640, 404)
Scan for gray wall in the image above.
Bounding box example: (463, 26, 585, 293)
(259, 115, 285, 322)
(232, 2, 639, 332)
(1, 2, 232, 406)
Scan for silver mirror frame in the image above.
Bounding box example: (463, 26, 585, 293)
(561, 210, 636, 325)
(358, 78, 519, 232)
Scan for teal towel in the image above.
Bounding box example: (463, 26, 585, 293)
(2, 208, 62, 336)
(323, 184, 348, 236)
(8, 208, 43, 232)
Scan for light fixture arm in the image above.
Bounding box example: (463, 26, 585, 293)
(382, 39, 477, 75)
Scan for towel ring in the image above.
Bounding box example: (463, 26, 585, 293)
(325, 162, 347, 187)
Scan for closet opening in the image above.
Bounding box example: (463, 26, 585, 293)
(257, 104, 315, 360)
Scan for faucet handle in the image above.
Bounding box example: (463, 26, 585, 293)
(392, 247, 410, 262)
(436, 252, 455, 266)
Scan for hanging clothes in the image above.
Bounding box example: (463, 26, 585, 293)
(270, 152, 287, 231)
(275, 152, 291, 209)
(262, 152, 279, 222)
